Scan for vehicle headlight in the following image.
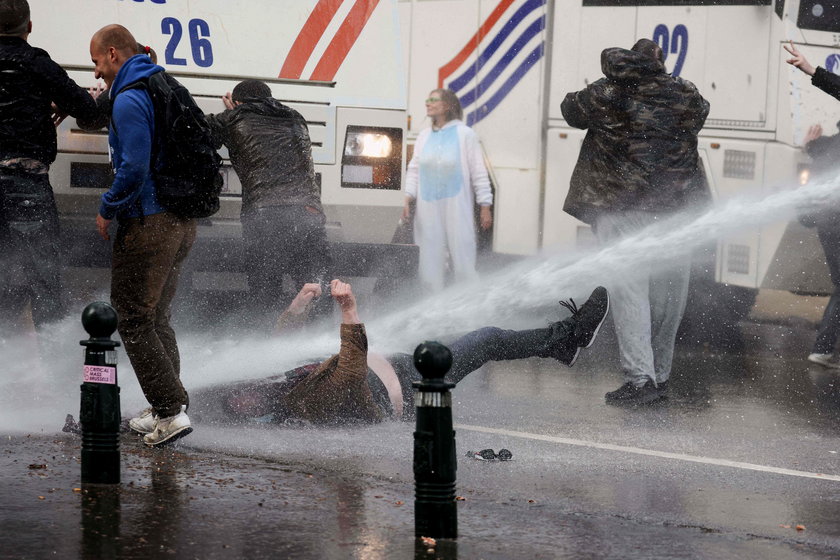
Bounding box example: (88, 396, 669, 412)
(344, 132, 393, 158)
(799, 166, 810, 186)
(341, 126, 403, 190)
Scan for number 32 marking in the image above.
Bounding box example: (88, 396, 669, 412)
(653, 24, 688, 77)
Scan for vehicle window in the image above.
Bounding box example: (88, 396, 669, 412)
(798, 0, 840, 31)
(582, 0, 769, 6)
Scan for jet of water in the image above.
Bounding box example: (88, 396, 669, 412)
(366, 176, 839, 351)
(0, 175, 837, 432)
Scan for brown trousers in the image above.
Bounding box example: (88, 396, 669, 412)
(111, 212, 196, 417)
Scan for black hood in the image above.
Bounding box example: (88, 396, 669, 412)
(600, 47, 666, 83)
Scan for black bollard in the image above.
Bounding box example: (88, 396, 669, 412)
(79, 302, 121, 484)
(413, 341, 457, 539)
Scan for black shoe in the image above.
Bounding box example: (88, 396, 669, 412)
(605, 380, 663, 406)
(657, 380, 669, 395)
(551, 287, 610, 366)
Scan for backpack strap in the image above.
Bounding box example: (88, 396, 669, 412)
(112, 75, 169, 168)
(108, 77, 150, 138)
(109, 77, 157, 221)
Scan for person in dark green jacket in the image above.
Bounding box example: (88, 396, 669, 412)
(562, 38, 710, 407)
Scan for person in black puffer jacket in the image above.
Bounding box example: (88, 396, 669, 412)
(0, 0, 97, 333)
(798, 122, 840, 369)
(785, 41, 840, 369)
(562, 38, 710, 407)
(206, 79, 331, 331)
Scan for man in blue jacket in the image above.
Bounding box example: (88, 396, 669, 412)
(90, 24, 194, 447)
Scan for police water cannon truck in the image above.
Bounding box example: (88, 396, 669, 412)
(31, 0, 412, 307)
(400, 0, 840, 325)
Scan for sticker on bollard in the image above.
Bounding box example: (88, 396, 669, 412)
(412, 341, 458, 540)
(83, 365, 116, 384)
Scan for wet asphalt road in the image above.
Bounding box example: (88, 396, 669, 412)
(2, 316, 840, 559)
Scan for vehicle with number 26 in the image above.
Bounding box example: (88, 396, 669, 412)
(30, 0, 411, 303)
(400, 0, 840, 323)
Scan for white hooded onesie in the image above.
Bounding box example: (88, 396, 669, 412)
(405, 119, 492, 291)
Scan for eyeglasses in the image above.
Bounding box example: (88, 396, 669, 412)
(466, 448, 513, 461)
(425, 97, 441, 103)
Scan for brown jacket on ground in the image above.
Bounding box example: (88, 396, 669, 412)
(284, 324, 384, 424)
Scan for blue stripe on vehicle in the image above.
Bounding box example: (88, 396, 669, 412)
(466, 42, 544, 126)
(448, 0, 545, 94)
(457, 14, 545, 109)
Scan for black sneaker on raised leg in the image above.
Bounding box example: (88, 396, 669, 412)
(605, 380, 663, 406)
(550, 287, 610, 366)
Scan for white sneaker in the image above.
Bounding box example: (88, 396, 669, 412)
(807, 353, 840, 369)
(143, 411, 193, 447)
(128, 407, 156, 434)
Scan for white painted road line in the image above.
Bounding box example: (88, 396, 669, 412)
(456, 424, 840, 482)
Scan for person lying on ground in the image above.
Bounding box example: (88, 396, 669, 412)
(186, 280, 610, 426)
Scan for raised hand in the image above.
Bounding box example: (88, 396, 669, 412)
(222, 91, 235, 110)
(804, 123, 823, 145)
(330, 279, 360, 323)
(288, 283, 323, 315)
(784, 41, 816, 76)
(89, 82, 106, 101)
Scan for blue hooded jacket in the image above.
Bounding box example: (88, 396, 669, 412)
(99, 55, 166, 220)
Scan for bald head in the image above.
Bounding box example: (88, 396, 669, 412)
(90, 24, 139, 88)
(91, 24, 137, 57)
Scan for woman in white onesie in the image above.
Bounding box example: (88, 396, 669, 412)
(403, 89, 493, 292)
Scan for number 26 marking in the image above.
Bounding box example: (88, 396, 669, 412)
(653, 23, 688, 77)
(162, 17, 214, 68)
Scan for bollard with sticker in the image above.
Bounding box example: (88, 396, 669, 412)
(79, 302, 121, 484)
(412, 341, 457, 539)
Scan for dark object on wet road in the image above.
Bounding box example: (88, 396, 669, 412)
(466, 448, 513, 461)
(62, 414, 81, 434)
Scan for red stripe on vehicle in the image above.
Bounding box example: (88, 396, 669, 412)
(309, 0, 380, 82)
(438, 0, 516, 88)
(279, 0, 344, 79)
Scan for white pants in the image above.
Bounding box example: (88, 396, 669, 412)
(414, 197, 477, 292)
(595, 210, 691, 387)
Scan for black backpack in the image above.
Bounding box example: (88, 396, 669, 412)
(116, 71, 222, 219)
